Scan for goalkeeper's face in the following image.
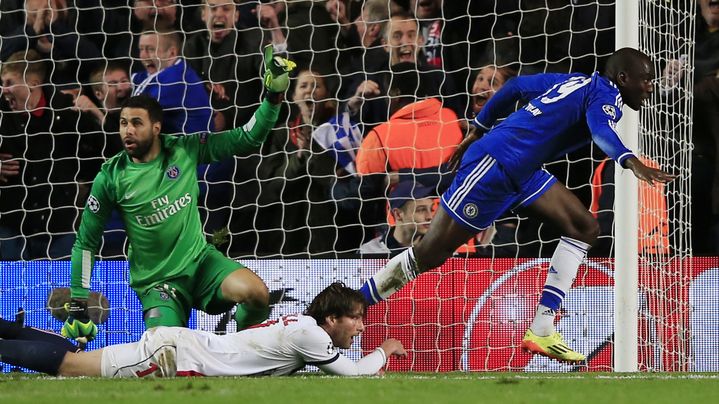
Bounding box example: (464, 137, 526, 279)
(325, 304, 366, 349)
(119, 108, 161, 160)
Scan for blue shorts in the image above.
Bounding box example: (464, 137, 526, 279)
(440, 150, 557, 232)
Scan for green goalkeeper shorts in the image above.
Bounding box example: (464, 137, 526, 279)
(138, 245, 246, 328)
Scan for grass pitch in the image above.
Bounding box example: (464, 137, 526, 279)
(1, 373, 718, 404)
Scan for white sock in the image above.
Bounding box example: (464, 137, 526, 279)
(360, 248, 419, 304)
(530, 236, 590, 336)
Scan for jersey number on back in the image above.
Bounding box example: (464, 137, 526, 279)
(540, 77, 591, 105)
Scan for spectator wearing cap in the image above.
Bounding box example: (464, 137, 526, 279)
(359, 181, 435, 255)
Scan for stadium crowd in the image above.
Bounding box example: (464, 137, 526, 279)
(0, 0, 716, 260)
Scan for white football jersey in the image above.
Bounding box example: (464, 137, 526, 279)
(101, 314, 386, 377)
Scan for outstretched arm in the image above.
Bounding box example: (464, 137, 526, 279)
(316, 339, 407, 376)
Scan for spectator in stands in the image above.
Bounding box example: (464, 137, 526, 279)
(255, 70, 366, 256)
(355, 62, 462, 179)
(0, 0, 102, 83)
(344, 10, 461, 129)
(660, 1, 719, 254)
(334, 0, 389, 97)
(359, 180, 435, 255)
(269, 0, 342, 74)
(469, 64, 518, 118)
(132, 0, 203, 32)
(74, 0, 134, 60)
(185, 0, 266, 130)
(74, 62, 132, 155)
(133, 29, 214, 134)
(0, 50, 104, 260)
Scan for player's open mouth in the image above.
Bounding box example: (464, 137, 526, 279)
(710, 0, 719, 12)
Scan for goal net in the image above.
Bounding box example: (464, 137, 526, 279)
(0, 0, 706, 372)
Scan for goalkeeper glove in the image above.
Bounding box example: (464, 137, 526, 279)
(61, 298, 98, 343)
(263, 44, 296, 94)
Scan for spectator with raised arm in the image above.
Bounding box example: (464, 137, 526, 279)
(0, 50, 104, 260)
(256, 70, 365, 256)
(185, 0, 266, 130)
(344, 10, 461, 130)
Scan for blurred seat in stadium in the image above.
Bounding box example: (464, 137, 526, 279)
(255, 69, 367, 257)
(0, 50, 104, 260)
(343, 10, 462, 130)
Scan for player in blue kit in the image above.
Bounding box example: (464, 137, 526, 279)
(358, 48, 676, 363)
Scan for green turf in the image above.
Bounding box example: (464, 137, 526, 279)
(1, 373, 718, 404)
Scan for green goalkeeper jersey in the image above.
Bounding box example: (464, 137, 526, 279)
(70, 99, 279, 299)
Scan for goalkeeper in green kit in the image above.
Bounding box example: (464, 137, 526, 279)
(62, 46, 296, 342)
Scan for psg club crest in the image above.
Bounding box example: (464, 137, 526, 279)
(166, 165, 181, 180)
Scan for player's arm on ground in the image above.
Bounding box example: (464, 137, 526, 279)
(70, 169, 116, 300)
(316, 339, 407, 376)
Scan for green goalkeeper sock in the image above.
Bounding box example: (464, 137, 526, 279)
(234, 303, 270, 330)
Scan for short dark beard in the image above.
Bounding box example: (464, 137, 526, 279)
(125, 137, 154, 160)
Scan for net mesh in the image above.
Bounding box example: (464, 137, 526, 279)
(0, 0, 703, 372)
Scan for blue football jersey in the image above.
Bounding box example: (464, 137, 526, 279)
(132, 58, 214, 135)
(472, 72, 634, 183)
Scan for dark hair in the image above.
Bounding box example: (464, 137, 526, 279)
(121, 95, 163, 123)
(604, 48, 651, 78)
(305, 282, 367, 325)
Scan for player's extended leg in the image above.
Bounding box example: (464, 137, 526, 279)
(359, 205, 476, 305)
(221, 269, 270, 329)
(0, 317, 79, 353)
(521, 181, 599, 363)
(0, 338, 96, 376)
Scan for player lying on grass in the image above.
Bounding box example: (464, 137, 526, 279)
(62, 46, 296, 344)
(358, 48, 676, 364)
(0, 283, 406, 377)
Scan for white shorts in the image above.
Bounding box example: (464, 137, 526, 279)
(100, 328, 178, 378)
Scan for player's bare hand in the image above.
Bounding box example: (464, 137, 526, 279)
(625, 157, 677, 186)
(380, 338, 407, 358)
(0, 153, 21, 182)
(448, 126, 480, 171)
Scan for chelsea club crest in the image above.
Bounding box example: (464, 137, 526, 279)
(166, 165, 181, 180)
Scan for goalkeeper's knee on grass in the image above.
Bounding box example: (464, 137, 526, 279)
(234, 303, 270, 330)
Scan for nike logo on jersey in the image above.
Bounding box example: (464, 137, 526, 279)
(123, 191, 137, 200)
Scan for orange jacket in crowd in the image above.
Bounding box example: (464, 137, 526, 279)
(356, 97, 463, 174)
